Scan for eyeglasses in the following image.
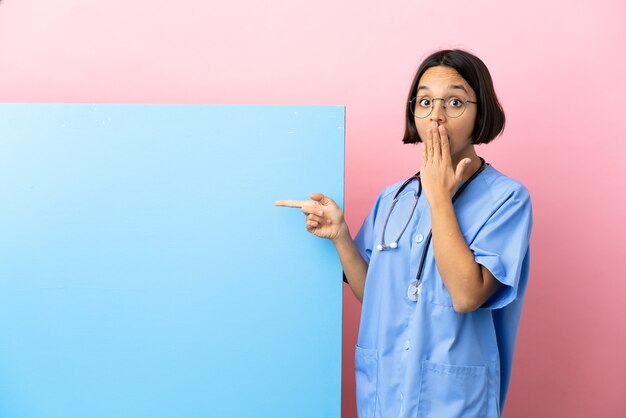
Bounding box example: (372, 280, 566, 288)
(409, 96, 477, 119)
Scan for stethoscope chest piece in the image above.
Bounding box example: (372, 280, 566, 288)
(407, 280, 421, 302)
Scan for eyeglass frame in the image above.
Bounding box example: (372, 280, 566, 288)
(409, 96, 478, 119)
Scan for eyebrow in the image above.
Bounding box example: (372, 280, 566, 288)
(417, 84, 469, 93)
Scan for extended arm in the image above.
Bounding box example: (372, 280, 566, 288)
(275, 193, 368, 303)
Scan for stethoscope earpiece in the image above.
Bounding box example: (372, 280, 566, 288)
(376, 242, 399, 251)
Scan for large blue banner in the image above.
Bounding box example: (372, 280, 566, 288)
(0, 104, 344, 418)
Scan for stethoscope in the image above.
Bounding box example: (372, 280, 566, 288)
(377, 157, 488, 302)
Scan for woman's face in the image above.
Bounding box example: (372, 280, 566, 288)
(414, 65, 478, 159)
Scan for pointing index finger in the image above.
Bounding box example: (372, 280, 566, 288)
(274, 199, 308, 208)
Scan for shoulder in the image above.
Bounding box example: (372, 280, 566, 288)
(463, 165, 533, 249)
(477, 165, 531, 207)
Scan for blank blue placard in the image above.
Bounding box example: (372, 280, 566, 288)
(0, 104, 344, 418)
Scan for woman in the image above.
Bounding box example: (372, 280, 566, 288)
(276, 49, 532, 418)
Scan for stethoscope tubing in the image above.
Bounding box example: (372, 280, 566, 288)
(378, 179, 421, 251)
(380, 157, 488, 290)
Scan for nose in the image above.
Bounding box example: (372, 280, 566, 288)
(429, 99, 446, 123)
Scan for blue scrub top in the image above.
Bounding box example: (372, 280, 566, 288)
(352, 164, 533, 418)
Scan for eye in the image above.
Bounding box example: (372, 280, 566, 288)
(447, 97, 464, 108)
(418, 98, 431, 107)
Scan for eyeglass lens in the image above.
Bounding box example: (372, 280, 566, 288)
(410, 97, 468, 118)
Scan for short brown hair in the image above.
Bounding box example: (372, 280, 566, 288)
(403, 49, 505, 144)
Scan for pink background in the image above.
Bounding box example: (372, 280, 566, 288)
(1, 0, 625, 416)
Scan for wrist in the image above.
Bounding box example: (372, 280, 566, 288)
(331, 223, 351, 245)
(428, 193, 453, 210)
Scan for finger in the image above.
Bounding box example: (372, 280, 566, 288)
(307, 214, 325, 224)
(439, 124, 451, 163)
(309, 192, 333, 206)
(274, 199, 308, 208)
(301, 205, 324, 216)
(425, 128, 433, 163)
(432, 122, 441, 162)
(306, 219, 320, 229)
(455, 158, 472, 182)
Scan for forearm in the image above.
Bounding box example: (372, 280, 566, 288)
(332, 225, 368, 303)
(430, 197, 484, 312)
